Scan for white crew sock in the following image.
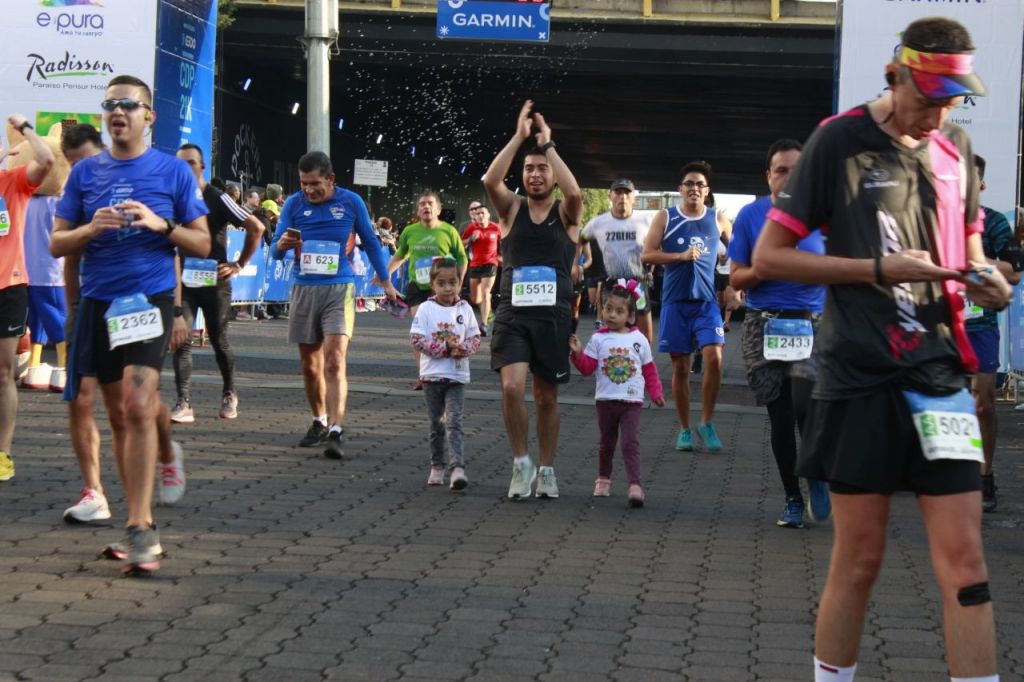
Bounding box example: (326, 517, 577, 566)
(951, 676, 999, 682)
(316, 415, 328, 426)
(329, 424, 342, 435)
(815, 657, 856, 682)
(513, 455, 531, 467)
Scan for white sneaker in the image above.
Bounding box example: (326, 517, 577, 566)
(427, 466, 445, 486)
(158, 441, 186, 505)
(507, 458, 537, 499)
(63, 487, 112, 523)
(535, 466, 559, 499)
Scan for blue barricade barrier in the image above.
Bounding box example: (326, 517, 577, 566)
(226, 230, 406, 305)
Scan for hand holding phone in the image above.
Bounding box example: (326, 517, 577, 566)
(278, 227, 302, 251)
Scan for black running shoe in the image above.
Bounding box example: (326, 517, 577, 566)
(982, 474, 997, 513)
(323, 429, 344, 460)
(299, 420, 328, 447)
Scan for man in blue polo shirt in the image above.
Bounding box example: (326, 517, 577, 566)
(729, 139, 830, 529)
(271, 151, 397, 459)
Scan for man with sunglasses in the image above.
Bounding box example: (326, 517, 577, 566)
(51, 75, 211, 576)
(642, 161, 732, 453)
(753, 18, 1010, 681)
(58, 124, 188, 528)
(461, 201, 500, 334)
(0, 113, 56, 482)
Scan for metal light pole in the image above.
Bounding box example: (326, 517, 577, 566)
(301, 0, 338, 154)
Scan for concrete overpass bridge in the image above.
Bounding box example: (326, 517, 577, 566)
(218, 0, 836, 219)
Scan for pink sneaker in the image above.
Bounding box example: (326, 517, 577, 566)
(593, 477, 611, 497)
(427, 466, 445, 486)
(627, 483, 645, 508)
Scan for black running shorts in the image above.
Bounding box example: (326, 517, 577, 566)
(490, 301, 572, 384)
(797, 384, 982, 496)
(0, 285, 28, 338)
(90, 294, 175, 385)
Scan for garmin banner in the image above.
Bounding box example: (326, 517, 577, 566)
(0, 0, 215, 172)
(836, 1, 1024, 219)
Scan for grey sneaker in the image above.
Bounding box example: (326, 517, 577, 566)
(535, 466, 559, 499)
(299, 420, 328, 447)
(507, 459, 537, 500)
(122, 525, 161, 576)
(170, 398, 194, 424)
(219, 390, 238, 419)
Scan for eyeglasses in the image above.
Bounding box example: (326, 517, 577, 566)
(100, 98, 152, 112)
(681, 181, 708, 189)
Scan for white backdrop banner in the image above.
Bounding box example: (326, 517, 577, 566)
(837, 0, 1024, 217)
(0, 0, 158, 144)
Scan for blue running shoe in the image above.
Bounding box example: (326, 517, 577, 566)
(807, 479, 832, 522)
(776, 497, 805, 529)
(675, 428, 693, 451)
(696, 422, 723, 452)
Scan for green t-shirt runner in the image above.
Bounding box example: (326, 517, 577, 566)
(395, 221, 468, 290)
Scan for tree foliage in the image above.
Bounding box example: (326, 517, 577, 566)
(581, 188, 610, 225)
(218, 0, 238, 30)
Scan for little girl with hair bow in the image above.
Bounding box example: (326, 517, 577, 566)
(569, 278, 665, 507)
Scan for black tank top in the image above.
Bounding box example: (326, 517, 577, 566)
(499, 198, 575, 302)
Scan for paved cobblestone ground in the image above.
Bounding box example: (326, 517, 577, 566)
(2, 311, 1022, 681)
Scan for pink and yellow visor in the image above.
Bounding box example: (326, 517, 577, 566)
(899, 46, 986, 99)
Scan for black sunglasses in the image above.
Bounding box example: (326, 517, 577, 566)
(100, 98, 152, 112)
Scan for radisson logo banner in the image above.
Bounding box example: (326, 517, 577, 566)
(1, 0, 158, 141)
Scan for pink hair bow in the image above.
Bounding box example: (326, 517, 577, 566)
(613, 278, 642, 301)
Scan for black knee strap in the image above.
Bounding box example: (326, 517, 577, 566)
(957, 582, 991, 606)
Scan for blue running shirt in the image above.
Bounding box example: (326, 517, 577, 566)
(56, 149, 208, 302)
(729, 195, 825, 312)
(659, 205, 720, 303)
(270, 186, 390, 286)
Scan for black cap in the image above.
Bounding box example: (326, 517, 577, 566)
(610, 178, 635, 191)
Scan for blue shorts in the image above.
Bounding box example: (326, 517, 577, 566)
(968, 327, 999, 374)
(658, 300, 724, 355)
(27, 285, 67, 346)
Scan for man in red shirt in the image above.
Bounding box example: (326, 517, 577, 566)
(461, 201, 501, 334)
(0, 113, 56, 481)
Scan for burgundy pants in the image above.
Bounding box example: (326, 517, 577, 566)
(596, 400, 643, 485)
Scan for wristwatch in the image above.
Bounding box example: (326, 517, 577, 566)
(16, 121, 33, 134)
(173, 306, 184, 318)
(164, 218, 178, 236)
(539, 141, 556, 152)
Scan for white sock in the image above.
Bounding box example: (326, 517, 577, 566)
(951, 676, 999, 682)
(316, 415, 328, 426)
(513, 455, 531, 467)
(329, 424, 342, 435)
(815, 657, 856, 682)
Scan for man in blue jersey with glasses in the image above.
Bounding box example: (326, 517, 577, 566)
(643, 160, 732, 452)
